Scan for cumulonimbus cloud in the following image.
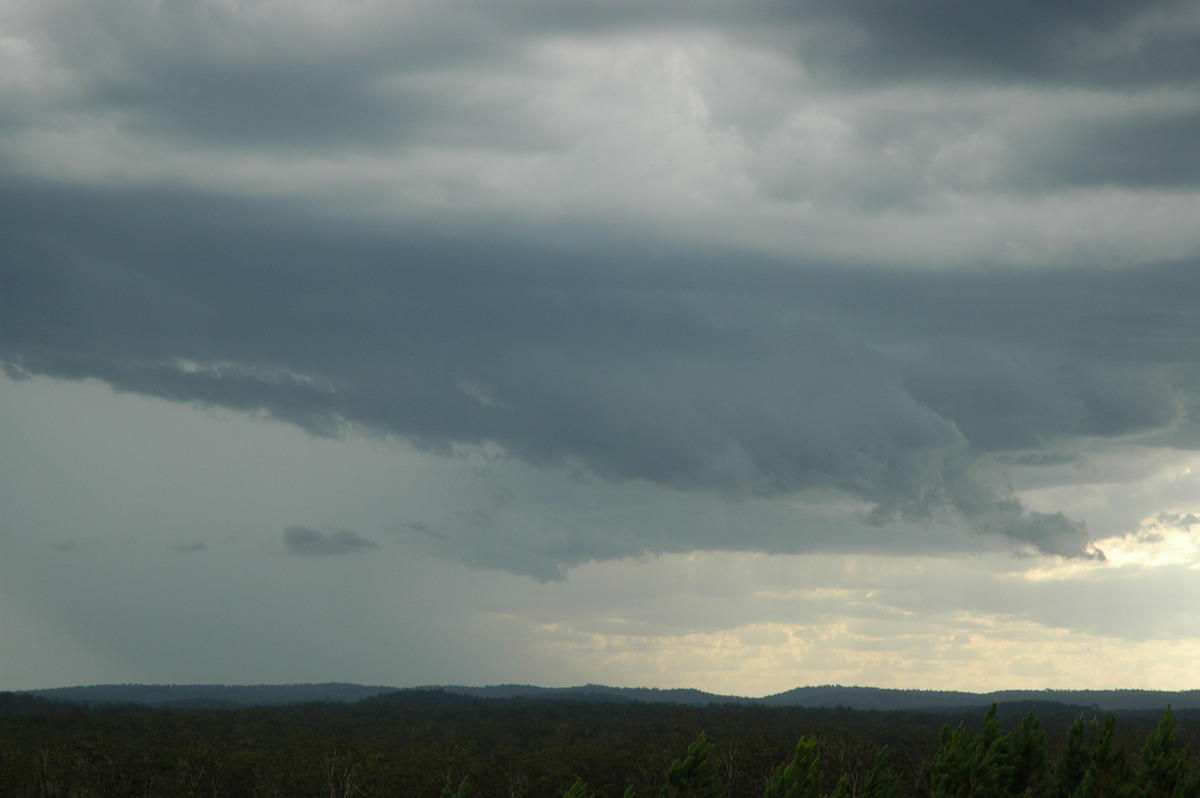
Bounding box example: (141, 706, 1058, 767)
(3, 0, 1198, 570)
(7, 196, 1191, 561)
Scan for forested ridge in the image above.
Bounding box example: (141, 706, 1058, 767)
(3, 690, 1200, 797)
(23, 684, 1200, 712)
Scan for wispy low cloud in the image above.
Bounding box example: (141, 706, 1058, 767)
(282, 526, 377, 556)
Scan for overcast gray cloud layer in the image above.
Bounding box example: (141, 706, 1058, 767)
(4, 0, 1200, 572)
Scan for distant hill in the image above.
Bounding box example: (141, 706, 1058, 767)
(759, 686, 1200, 712)
(21, 682, 399, 708)
(415, 684, 741, 706)
(16, 683, 1200, 712)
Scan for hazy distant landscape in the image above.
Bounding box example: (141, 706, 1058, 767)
(7, 683, 1200, 796)
(21, 682, 1200, 713)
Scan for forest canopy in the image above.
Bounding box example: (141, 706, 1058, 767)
(4, 691, 1200, 797)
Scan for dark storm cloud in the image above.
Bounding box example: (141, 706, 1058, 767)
(425, 0, 1200, 89)
(65, 28, 546, 152)
(4, 0, 1200, 569)
(6, 0, 1196, 218)
(5, 178, 1198, 562)
(282, 526, 378, 556)
(12, 0, 1197, 156)
(1010, 109, 1200, 191)
(5, 0, 553, 153)
(787, 0, 1200, 87)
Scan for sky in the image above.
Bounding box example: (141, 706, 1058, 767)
(3, 0, 1200, 697)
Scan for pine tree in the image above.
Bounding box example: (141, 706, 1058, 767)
(564, 776, 597, 798)
(926, 704, 1016, 798)
(662, 732, 723, 798)
(927, 723, 973, 798)
(1011, 711, 1050, 797)
(441, 776, 471, 798)
(1058, 715, 1092, 797)
(861, 748, 905, 798)
(1056, 714, 1128, 798)
(1134, 707, 1199, 798)
(828, 774, 853, 798)
(764, 737, 824, 798)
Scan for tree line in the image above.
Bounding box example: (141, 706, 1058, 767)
(2, 690, 1199, 797)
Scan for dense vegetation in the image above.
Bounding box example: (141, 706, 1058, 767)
(3, 690, 1200, 797)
